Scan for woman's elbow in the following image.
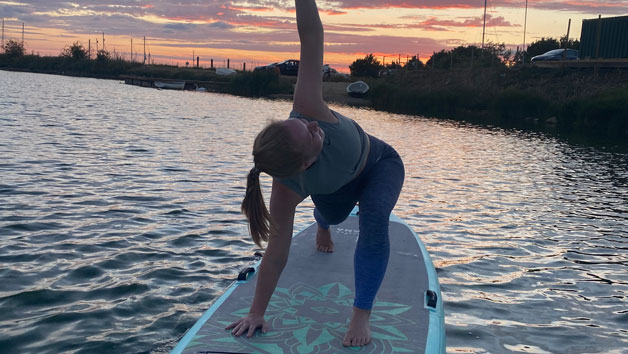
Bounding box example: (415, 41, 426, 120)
(298, 25, 324, 40)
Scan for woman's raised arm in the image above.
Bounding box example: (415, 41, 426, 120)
(293, 0, 336, 123)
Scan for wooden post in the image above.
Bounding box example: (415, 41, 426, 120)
(211, 59, 213, 69)
(227, 59, 230, 68)
(564, 19, 571, 48)
(88, 39, 91, 59)
(197, 56, 199, 68)
(562, 18, 571, 66)
(243, 62, 246, 71)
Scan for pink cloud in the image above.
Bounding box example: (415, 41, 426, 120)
(327, 0, 627, 14)
(417, 14, 518, 31)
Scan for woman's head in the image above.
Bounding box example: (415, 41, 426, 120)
(253, 120, 306, 178)
(253, 118, 325, 177)
(241, 118, 324, 247)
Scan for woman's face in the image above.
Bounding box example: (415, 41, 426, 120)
(283, 118, 325, 170)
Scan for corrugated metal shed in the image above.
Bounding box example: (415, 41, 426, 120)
(580, 15, 628, 59)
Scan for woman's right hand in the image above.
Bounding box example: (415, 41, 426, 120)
(225, 313, 269, 337)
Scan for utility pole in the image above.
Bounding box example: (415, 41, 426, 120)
(563, 18, 571, 61)
(564, 18, 571, 48)
(102, 32, 105, 51)
(1, 18, 4, 52)
(143, 36, 146, 65)
(88, 39, 91, 59)
(131, 37, 133, 62)
(481, 0, 487, 48)
(522, 0, 528, 63)
(22, 22, 24, 45)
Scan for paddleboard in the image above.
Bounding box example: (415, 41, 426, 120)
(171, 207, 445, 354)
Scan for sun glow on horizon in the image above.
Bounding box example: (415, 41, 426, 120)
(2, 1, 625, 71)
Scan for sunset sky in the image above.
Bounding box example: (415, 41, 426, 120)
(1, 1, 626, 71)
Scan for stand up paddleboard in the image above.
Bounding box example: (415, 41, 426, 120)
(171, 208, 445, 354)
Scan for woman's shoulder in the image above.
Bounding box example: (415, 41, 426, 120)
(290, 105, 338, 124)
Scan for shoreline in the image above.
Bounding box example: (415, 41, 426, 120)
(268, 82, 370, 108)
(2, 63, 627, 147)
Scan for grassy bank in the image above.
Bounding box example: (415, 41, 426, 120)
(0, 54, 294, 97)
(2, 53, 627, 144)
(365, 67, 628, 142)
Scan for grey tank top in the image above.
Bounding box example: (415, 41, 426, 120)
(278, 109, 370, 198)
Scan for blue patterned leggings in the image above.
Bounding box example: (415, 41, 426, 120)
(312, 135, 404, 310)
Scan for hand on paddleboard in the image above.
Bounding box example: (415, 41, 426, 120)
(225, 313, 269, 337)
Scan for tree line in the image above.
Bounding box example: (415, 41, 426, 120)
(349, 36, 581, 77)
(2, 39, 112, 61)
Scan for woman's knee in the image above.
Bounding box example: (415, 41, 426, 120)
(319, 211, 350, 226)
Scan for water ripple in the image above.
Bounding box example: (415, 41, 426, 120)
(1, 71, 627, 354)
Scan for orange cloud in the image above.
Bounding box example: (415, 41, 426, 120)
(227, 5, 273, 12)
(320, 9, 348, 15)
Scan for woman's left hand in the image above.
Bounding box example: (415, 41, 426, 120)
(225, 313, 269, 337)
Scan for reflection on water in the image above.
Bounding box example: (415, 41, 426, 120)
(1, 71, 627, 354)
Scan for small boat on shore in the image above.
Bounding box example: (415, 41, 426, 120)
(346, 80, 369, 98)
(216, 68, 237, 76)
(154, 81, 186, 90)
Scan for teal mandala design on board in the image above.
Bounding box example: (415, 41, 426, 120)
(187, 282, 418, 353)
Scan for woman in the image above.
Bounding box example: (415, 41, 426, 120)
(226, 0, 404, 347)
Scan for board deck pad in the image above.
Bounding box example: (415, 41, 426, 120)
(175, 213, 443, 354)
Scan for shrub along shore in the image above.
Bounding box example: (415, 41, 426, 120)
(366, 67, 628, 145)
(2, 53, 627, 145)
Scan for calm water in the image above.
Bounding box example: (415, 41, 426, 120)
(0, 70, 627, 354)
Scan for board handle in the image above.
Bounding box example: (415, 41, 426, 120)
(426, 290, 438, 308)
(237, 267, 255, 281)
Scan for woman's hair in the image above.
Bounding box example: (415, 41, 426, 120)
(241, 120, 306, 247)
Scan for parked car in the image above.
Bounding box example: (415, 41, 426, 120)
(378, 68, 400, 77)
(254, 59, 299, 76)
(531, 49, 579, 62)
(322, 64, 349, 80)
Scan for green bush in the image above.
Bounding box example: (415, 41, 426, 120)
(228, 70, 292, 97)
(370, 81, 487, 120)
(2, 39, 25, 57)
(560, 89, 628, 138)
(492, 89, 552, 124)
(349, 54, 382, 78)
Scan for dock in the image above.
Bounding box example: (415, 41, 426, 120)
(533, 59, 628, 69)
(120, 75, 229, 92)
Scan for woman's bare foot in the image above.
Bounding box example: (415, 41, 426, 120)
(316, 226, 334, 252)
(343, 307, 371, 347)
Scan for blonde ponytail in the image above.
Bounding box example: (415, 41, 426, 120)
(241, 167, 269, 248)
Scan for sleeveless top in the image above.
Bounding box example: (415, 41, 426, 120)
(278, 110, 370, 198)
